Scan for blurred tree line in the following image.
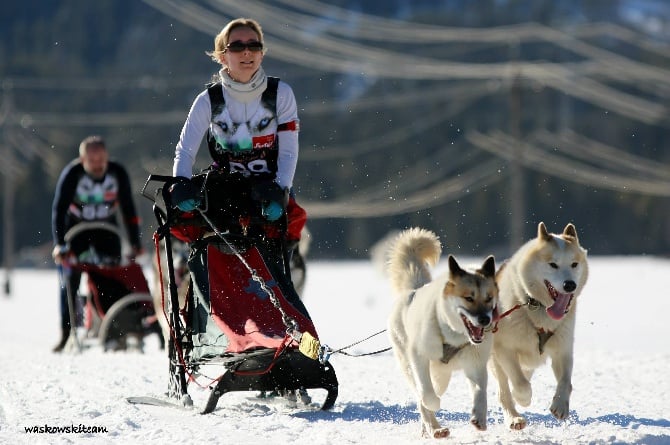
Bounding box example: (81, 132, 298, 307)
(1, 0, 669, 266)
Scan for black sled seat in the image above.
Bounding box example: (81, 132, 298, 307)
(141, 173, 338, 412)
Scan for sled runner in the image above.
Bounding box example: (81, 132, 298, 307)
(139, 172, 338, 413)
(63, 222, 163, 352)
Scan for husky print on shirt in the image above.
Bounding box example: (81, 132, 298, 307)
(70, 175, 119, 221)
(208, 99, 278, 178)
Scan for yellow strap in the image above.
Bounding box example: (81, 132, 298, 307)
(298, 331, 321, 360)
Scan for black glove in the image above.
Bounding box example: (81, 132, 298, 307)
(251, 180, 288, 221)
(169, 176, 200, 211)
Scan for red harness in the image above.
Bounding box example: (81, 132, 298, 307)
(491, 298, 555, 354)
(490, 302, 526, 333)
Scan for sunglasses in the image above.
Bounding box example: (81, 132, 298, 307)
(226, 40, 264, 53)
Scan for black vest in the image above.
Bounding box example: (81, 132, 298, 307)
(205, 77, 279, 180)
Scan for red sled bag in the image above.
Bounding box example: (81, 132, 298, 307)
(207, 243, 317, 352)
(187, 238, 316, 359)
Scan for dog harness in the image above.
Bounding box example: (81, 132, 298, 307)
(526, 295, 555, 354)
(410, 288, 468, 364)
(493, 295, 555, 354)
(441, 342, 467, 364)
(537, 328, 554, 355)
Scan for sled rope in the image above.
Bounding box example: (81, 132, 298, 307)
(315, 329, 392, 364)
(197, 210, 300, 335)
(197, 209, 357, 365)
(197, 213, 305, 375)
(158, 206, 302, 385)
(315, 301, 530, 362)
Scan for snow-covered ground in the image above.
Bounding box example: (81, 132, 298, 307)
(0, 256, 669, 444)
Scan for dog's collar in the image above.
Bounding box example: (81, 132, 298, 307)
(526, 294, 543, 310)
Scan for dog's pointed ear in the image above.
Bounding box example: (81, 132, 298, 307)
(563, 223, 578, 241)
(479, 255, 496, 278)
(538, 222, 552, 241)
(448, 254, 466, 277)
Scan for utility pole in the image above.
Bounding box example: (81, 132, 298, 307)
(2, 161, 15, 295)
(508, 72, 525, 251)
(0, 83, 15, 296)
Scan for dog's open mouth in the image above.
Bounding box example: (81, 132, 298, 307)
(544, 280, 574, 320)
(460, 314, 485, 344)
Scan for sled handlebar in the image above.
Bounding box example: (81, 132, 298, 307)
(61, 222, 139, 268)
(143, 173, 287, 241)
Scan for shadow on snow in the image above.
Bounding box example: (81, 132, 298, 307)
(293, 401, 669, 432)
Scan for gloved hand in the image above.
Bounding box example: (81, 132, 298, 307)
(52, 244, 69, 265)
(262, 201, 284, 221)
(170, 176, 200, 212)
(251, 180, 287, 221)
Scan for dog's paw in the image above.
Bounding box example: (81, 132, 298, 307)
(508, 416, 527, 430)
(550, 384, 572, 420)
(511, 382, 532, 407)
(470, 415, 487, 431)
(420, 393, 441, 412)
(550, 397, 570, 420)
(422, 426, 450, 439)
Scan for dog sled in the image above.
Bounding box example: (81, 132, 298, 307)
(137, 171, 338, 413)
(62, 222, 163, 352)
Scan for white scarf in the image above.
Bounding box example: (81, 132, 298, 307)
(219, 67, 268, 104)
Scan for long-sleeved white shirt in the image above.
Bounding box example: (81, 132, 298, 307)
(173, 80, 300, 189)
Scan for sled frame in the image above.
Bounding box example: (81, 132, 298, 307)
(144, 174, 338, 412)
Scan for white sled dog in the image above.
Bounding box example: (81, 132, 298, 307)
(387, 227, 498, 438)
(491, 222, 589, 430)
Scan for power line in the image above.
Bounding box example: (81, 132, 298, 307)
(141, 0, 669, 125)
(275, 0, 670, 62)
(467, 130, 670, 196)
(301, 80, 496, 115)
(210, 0, 670, 88)
(2, 76, 204, 91)
(301, 159, 506, 218)
(532, 129, 670, 180)
(345, 150, 493, 204)
(301, 83, 490, 161)
(7, 2, 667, 126)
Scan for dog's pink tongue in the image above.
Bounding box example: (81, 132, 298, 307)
(547, 293, 572, 320)
(472, 326, 484, 342)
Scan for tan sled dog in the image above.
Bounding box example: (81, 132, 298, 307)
(491, 222, 589, 430)
(387, 228, 498, 438)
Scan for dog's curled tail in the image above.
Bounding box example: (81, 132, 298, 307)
(387, 227, 441, 296)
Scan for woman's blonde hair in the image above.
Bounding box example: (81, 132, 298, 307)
(206, 18, 265, 62)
